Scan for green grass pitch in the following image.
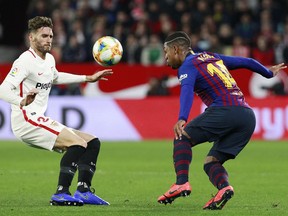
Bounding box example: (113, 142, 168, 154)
(0, 139, 287, 216)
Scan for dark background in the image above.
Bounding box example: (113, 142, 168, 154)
(0, 0, 30, 46)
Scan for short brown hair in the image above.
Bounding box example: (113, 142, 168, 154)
(28, 16, 53, 33)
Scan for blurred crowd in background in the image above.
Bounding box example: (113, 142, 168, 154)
(0, 0, 288, 97)
(1, 0, 288, 66)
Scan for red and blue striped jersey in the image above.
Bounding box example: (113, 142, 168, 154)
(178, 52, 273, 121)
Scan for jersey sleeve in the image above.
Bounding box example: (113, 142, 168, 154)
(53, 72, 86, 84)
(218, 54, 273, 78)
(0, 59, 30, 106)
(0, 82, 23, 106)
(4, 59, 30, 88)
(178, 84, 194, 121)
(178, 64, 197, 121)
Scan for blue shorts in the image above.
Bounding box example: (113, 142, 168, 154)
(184, 106, 256, 161)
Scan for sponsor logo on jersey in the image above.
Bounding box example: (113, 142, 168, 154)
(179, 74, 188, 83)
(35, 81, 52, 90)
(9, 67, 18, 77)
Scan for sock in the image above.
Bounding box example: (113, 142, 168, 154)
(56, 145, 86, 194)
(204, 161, 229, 190)
(77, 138, 101, 192)
(173, 137, 192, 185)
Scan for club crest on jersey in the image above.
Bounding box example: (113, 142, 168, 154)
(35, 81, 52, 90)
(179, 74, 188, 83)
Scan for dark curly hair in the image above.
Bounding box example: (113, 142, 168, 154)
(28, 16, 53, 33)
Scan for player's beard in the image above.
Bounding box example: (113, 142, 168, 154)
(167, 57, 180, 69)
(171, 60, 181, 69)
(170, 63, 180, 69)
(34, 40, 51, 55)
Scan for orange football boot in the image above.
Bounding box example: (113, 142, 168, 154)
(203, 185, 234, 210)
(158, 182, 192, 205)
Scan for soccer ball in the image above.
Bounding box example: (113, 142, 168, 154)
(92, 36, 123, 66)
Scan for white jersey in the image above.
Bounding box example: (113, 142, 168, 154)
(5, 48, 57, 114)
(2, 47, 86, 151)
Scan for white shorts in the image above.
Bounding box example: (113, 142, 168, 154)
(11, 109, 66, 151)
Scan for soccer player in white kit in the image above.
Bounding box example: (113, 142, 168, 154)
(0, 16, 112, 206)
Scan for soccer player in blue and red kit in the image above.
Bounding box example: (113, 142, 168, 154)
(157, 31, 287, 210)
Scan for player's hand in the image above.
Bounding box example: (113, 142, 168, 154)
(86, 69, 113, 82)
(20, 88, 38, 108)
(269, 63, 287, 77)
(174, 119, 186, 140)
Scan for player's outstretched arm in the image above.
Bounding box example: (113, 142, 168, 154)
(85, 69, 113, 82)
(55, 69, 113, 84)
(219, 55, 286, 78)
(269, 63, 287, 77)
(20, 88, 39, 108)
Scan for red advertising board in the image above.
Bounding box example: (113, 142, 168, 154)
(117, 97, 288, 140)
(1, 63, 288, 140)
(1, 97, 288, 140)
(2, 63, 287, 98)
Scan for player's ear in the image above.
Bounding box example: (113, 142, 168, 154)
(173, 45, 178, 54)
(174, 45, 182, 55)
(29, 32, 34, 41)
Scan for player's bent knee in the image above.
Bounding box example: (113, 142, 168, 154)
(55, 128, 88, 150)
(204, 156, 219, 164)
(206, 150, 235, 164)
(182, 131, 198, 146)
(87, 138, 101, 150)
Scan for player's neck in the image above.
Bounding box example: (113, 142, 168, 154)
(30, 46, 46, 60)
